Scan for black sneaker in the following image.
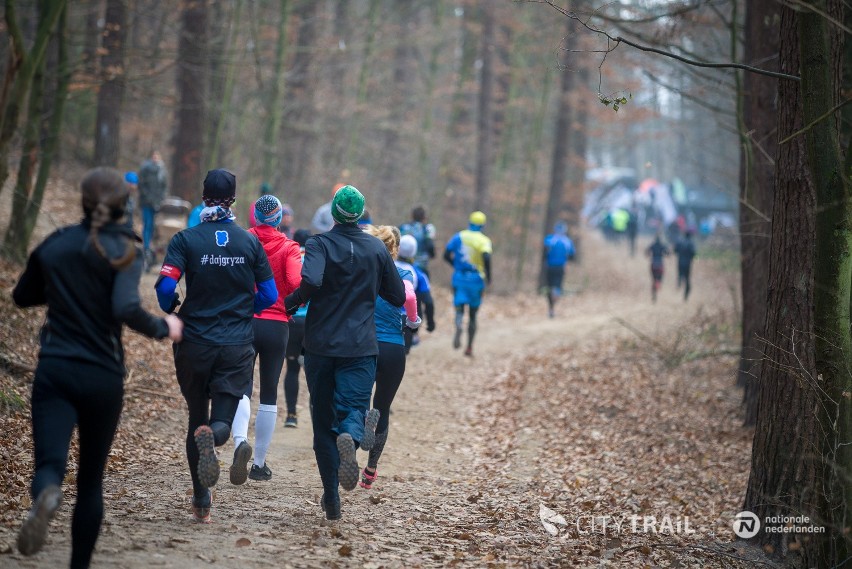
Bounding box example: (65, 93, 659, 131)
(321, 492, 341, 521)
(229, 440, 253, 485)
(17, 485, 62, 555)
(336, 433, 359, 491)
(360, 409, 380, 451)
(194, 425, 220, 489)
(248, 463, 272, 481)
(284, 413, 298, 428)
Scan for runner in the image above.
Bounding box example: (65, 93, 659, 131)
(283, 185, 406, 520)
(443, 211, 493, 357)
(399, 205, 435, 277)
(13, 167, 183, 567)
(397, 234, 435, 349)
(674, 229, 697, 301)
(542, 221, 575, 318)
(155, 169, 277, 523)
(231, 195, 302, 481)
(645, 232, 671, 303)
(359, 225, 420, 490)
(282, 229, 311, 428)
(137, 150, 167, 267)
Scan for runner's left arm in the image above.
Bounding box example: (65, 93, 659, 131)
(252, 243, 277, 314)
(284, 236, 323, 314)
(483, 253, 492, 285)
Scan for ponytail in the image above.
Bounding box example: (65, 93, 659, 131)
(82, 167, 135, 270)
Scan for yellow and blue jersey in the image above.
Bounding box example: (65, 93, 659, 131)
(446, 229, 492, 282)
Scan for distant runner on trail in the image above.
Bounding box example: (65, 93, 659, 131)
(230, 195, 302, 482)
(444, 211, 492, 357)
(283, 185, 405, 521)
(397, 234, 436, 349)
(282, 229, 312, 428)
(13, 168, 183, 567)
(360, 225, 420, 491)
(674, 230, 697, 301)
(399, 205, 436, 277)
(542, 221, 575, 318)
(645, 232, 670, 303)
(137, 150, 168, 267)
(155, 169, 277, 523)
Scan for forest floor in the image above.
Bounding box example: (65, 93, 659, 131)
(0, 185, 773, 568)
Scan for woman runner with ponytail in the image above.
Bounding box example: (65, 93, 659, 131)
(13, 168, 183, 568)
(360, 225, 420, 490)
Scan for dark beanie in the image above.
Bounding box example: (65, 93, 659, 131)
(203, 169, 236, 205)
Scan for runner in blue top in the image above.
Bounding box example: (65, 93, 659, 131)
(443, 211, 492, 357)
(645, 232, 671, 303)
(154, 169, 277, 523)
(543, 221, 575, 318)
(360, 225, 420, 490)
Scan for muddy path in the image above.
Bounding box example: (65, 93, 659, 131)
(2, 234, 760, 568)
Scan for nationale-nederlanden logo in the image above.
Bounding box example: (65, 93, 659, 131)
(732, 510, 824, 538)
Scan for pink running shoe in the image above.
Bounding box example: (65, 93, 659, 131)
(359, 467, 378, 490)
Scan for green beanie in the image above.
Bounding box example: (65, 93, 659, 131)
(331, 185, 365, 224)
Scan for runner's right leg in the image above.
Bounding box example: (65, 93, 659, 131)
(467, 306, 479, 355)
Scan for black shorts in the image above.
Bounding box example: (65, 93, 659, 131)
(173, 341, 255, 399)
(285, 316, 305, 359)
(546, 266, 565, 291)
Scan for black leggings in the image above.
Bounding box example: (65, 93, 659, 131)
(372, 342, 407, 434)
(249, 318, 289, 406)
(30, 357, 123, 569)
(455, 305, 479, 349)
(284, 317, 305, 415)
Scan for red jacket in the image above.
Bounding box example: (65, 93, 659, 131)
(249, 225, 302, 322)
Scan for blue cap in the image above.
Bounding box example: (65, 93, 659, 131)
(124, 171, 138, 185)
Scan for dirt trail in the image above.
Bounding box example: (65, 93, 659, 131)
(1, 234, 748, 568)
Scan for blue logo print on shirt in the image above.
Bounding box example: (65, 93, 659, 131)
(215, 230, 229, 247)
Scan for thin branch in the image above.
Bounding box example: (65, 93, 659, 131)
(779, 97, 852, 145)
(535, 0, 800, 81)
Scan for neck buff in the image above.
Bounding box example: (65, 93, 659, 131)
(200, 205, 236, 223)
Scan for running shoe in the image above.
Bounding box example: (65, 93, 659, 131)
(229, 440, 253, 485)
(453, 327, 462, 349)
(359, 467, 378, 490)
(17, 485, 62, 555)
(360, 409, 380, 451)
(321, 492, 341, 521)
(193, 425, 220, 489)
(464, 346, 473, 357)
(248, 463, 272, 481)
(191, 490, 212, 524)
(336, 433, 359, 491)
(284, 413, 298, 428)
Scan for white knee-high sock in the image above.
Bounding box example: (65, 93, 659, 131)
(232, 395, 251, 448)
(253, 404, 277, 467)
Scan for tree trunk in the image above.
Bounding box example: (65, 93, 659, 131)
(280, 0, 318, 195)
(171, 0, 208, 201)
(261, 0, 290, 186)
(541, 14, 578, 278)
(206, 1, 242, 169)
(0, 0, 66, 198)
(4, 2, 68, 261)
(473, 2, 494, 212)
(743, 4, 820, 561)
(798, 0, 852, 562)
(93, 0, 126, 167)
(737, 0, 779, 425)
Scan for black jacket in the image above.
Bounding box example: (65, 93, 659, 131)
(291, 223, 406, 357)
(13, 220, 169, 375)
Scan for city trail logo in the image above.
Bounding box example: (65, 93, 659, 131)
(732, 510, 824, 538)
(732, 511, 761, 538)
(215, 230, 229, 247)
(539, 504, 568, 537)
(538, 504, 695, 538)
